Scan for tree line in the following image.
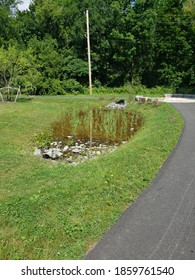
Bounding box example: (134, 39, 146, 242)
(0, 0, 195, 95)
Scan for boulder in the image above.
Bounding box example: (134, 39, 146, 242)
(106, 100, 127, 109)
(34, 147, 42, 156)
(63, 145, 69, 152)
(72, 148, 80, 153)
(116, 99, 125, 105)
(42, 148, 63, 159)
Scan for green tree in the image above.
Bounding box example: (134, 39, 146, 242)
(7, 0, 195, 90)
(0, 44, 36, 99)
(0, 0, 20, 45)
(154, 0, 194, 87)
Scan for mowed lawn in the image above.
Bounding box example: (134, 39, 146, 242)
(0, 95, 183, 259)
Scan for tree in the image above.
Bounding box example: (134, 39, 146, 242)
(183, 0, 195, 27)
(0, 0, 20, 46)
(2, 0, 194, 91)
(154, 0, 194, 87)
(0, 45, 35, 99)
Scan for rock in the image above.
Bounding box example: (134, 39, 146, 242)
(116, 99, 125, 105)
(80, 144, 85, 147)
(164, 94, 173, 98)
(50, 141, 58, 147)
(42, 153, 51, 159)
(135, 95, 143, 101)
(106, 101, 127, 109)
(42, 148, 63, 159)
(72, 148, 80, 153)
(53, 148, 63, 158)
(66, 156, 73, 162)
(135, 95, 146, 102)
(71, 162, 80, 166)
(63, 145, 69, 152)
(34, 147, 42, 156)
(135, 95, 161, 104)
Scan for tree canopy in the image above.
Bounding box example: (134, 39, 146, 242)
(0, 0, 194, 94)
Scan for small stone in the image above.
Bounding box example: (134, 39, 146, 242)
(63, 145, 69, 152)
(116, 99, 125, 105)
(72, 148, 80, 153)
(66, 156, 72, 162)
(51, 141, 58, 147)
(71, 162, 79, 166)
(42, 153, 51, 159)
(42, 148, 63, 159)
(34, 147, 42, 156)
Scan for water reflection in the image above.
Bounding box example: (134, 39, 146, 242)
(52, 109, 143, 147)
(35, 109, 143, 164)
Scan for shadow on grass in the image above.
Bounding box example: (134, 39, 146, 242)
(17, 97, 33, 103)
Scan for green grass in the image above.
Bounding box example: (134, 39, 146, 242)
(0, 95, 183, 259)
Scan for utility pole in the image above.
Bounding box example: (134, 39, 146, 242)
(86, 10, 92, 95)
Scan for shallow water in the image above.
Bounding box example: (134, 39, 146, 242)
(36, 108, 143, 164)
(52, 109, 142, 147)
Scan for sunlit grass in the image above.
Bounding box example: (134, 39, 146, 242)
(0, 95, 183, 259)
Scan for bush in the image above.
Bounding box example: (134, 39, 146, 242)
(63, 79, 84, 94)
(177, 87, 195, 95)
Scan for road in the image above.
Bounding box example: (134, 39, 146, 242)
(86, 103, 195, 260)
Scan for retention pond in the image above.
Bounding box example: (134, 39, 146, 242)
(34, 108, 143, 165)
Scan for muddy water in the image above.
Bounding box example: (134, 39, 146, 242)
(36, 109, 143, 164)
(52, 109, 143, 147)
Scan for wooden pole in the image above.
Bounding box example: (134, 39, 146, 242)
(89, 109, 93, 147)
(0, 91, 4, 102)
(14, 86, 21, 103)
(86, 10, 92, 95)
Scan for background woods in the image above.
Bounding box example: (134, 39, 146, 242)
(0, 0, 194, 94)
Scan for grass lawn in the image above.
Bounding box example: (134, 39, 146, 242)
(0, 94, 183, 259)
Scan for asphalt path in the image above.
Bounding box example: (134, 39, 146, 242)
(86, 103, 195, 260)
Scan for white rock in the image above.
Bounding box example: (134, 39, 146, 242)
(51, 141, 58, 146)
(34, 147, 42, 156)
(43, 148, 63, 159)
(63, 145, 69, 152)
(72, 148, 80, 153)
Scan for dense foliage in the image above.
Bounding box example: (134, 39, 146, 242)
(0, 0, 194, 94)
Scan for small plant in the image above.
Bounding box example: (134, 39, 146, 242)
(34, 128, 53, 147)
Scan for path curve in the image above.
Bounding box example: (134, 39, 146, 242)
(86, 103, 195, 260)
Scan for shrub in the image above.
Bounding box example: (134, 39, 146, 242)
(63, 79, 84, 94)
(177, 87, 195, 95)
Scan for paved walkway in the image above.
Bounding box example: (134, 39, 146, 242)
(86, 102, 195, 260)
(163, 97, 195, 103)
